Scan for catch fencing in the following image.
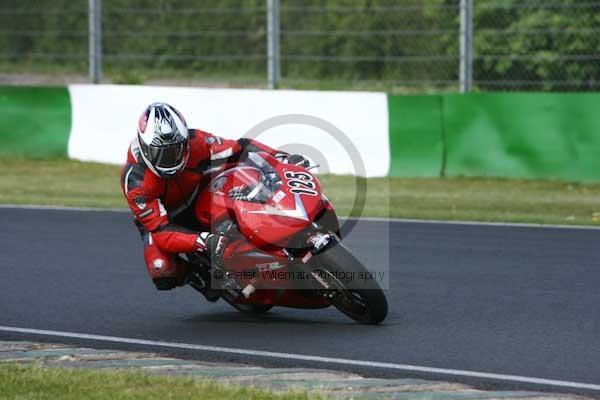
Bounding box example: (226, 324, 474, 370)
(1, 1, 599, 92)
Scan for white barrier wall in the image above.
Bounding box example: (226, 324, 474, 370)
(68, 85, 389, 176)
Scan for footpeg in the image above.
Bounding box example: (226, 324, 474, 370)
(242, 284, 256, 299)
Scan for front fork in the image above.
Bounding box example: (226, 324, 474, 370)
(297, 230, 337, 264)
(282, 229, 340, 296)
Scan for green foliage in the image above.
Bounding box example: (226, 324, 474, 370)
(0, 0, 598, 90)
(110, 69, 147, 85)
(471, 0, 600, 90)
(0, 0, 458, 87)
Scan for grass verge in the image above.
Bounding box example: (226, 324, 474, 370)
(0, 363, 323, 400)
(2, 158, 600, 226)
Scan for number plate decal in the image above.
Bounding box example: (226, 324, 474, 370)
(284, 171, 318, 196)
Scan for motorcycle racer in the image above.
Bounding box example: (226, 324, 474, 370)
(120, 102, 308, 298)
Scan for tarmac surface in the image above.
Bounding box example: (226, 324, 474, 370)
(0, 208, 598, 395)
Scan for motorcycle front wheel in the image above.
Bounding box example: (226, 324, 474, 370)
(310, 241, 388, 324)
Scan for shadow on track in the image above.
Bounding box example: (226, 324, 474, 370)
(181, 308, 402, 327)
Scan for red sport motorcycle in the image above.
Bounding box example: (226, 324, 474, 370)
(186, 152, 388, 324)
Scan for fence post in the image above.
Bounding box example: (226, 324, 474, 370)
(459, 0, 473, 93)
(267, 0, 280, 89)
(89, 0, 102, 83)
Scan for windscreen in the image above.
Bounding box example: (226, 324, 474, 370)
(213, 152, 282, 203)
(241, 152, 282, 203)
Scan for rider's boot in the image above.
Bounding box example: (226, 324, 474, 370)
(187, 233, 229, 302)
(186, 268, 221, 302)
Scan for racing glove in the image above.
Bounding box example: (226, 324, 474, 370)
(194, 232, 228, 265)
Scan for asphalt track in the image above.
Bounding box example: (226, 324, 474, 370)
(0, 207, 599, 395)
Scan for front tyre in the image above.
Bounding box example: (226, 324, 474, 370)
(312, 242, 388, 324)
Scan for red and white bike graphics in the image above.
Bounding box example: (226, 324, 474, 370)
(193, 152, 387, 324)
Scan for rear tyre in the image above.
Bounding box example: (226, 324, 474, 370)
(311, 241, 388, 324)
(221, 290, 274, 314)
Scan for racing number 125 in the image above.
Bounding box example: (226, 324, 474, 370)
(284, 171, 318, 196)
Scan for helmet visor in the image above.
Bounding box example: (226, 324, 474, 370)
(147, 142, 186, 171)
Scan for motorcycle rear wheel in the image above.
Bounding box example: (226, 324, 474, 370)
(311, 241, 388, 324)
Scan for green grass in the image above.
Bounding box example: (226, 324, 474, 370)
(0, 363, 324, 400)
(0, 158, 128, 209)
(2, 158, 600, 226)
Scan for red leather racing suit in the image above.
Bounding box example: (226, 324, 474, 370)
(120, 129, 284, 289)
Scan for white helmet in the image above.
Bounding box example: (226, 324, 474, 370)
(137, 102, 189, 177)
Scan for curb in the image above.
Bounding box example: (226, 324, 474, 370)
(0, 340, 589, 400)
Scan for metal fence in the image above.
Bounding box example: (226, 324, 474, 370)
(1, 1, 599, 92)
